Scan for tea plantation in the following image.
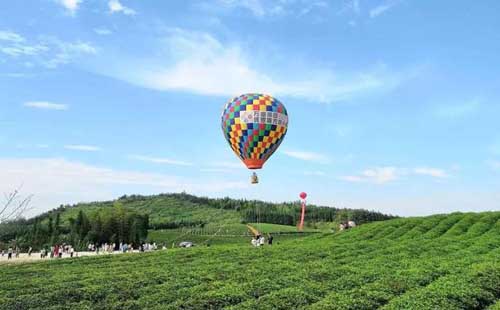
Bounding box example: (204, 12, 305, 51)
(1, 211, 499, 309)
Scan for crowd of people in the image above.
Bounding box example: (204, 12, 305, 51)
(0, 242, 166, 261)
(251, 233, 273, 247)
(1, 247, 20, 260)
(39, 244, 76, 259)
(2, 236, 276, 261)
(88, 242, 160, 254)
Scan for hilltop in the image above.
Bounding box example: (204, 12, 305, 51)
(0, 211, 499, 309)
(0, 193, 395, 250)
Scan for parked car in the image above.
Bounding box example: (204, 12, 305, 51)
(179, 241, 194, 248)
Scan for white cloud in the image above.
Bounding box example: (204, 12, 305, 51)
(42, 39, 97, 68)
(0, 158, 249, 217)
(129, 155, 193, 166)
(369, 0, 400, 18)
(218, 0, 265, 16)
(94, 28, 113, 35)
(0, 31, 97, 68)
(214, 0, 328, 18)
(341, 167, 400, 184)
(0, 31, 49, 57)
(413, 167, 448, 178)
(341, 166, 450, 184)
(56, 0, 82, 15)
(0, 30, 25, 43)
(282, 150, 330, 163)
(108, 0, 136, 15)
(64, 145, 101, 152)
(216, 0, 288, 17)
(114, 29, 409, 103)
(338, 0, 360, 15)
(24, 101, 68, 110)
(434, 99, 480, 119)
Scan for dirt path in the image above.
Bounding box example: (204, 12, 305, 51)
(0, 250, 143, 264)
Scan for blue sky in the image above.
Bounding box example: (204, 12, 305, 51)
(1, 0, 499, 217)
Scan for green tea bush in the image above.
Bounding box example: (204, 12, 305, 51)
(0, 212, 499, 309)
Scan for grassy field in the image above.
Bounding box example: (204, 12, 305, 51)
(1, 211, 499, 309)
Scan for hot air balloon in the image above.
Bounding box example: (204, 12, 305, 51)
(221, 93, 288, 184)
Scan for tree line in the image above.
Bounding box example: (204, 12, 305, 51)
(119, 193, 396, 226)
(1, 202, 148, 250)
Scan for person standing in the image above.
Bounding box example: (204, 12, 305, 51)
(28, 247, 33, 257)
(268, 234, 274, 245)
(7, 247, 13, 260)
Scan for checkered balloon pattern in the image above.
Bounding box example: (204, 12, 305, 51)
(221, 93, 288, 169)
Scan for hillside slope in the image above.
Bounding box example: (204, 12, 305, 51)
(23, 193, 394, 230)
(1, 211, 499, 309)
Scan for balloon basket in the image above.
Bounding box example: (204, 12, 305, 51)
(250, 172, 259, 184)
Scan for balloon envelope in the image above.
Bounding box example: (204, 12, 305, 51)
(299, 192, 307, 200)
(221, 94, 288, 169)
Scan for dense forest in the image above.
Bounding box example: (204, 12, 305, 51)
(0, 202, 148, 250)
(0, 192, 395, 250)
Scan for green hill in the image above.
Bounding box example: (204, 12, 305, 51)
(0, 193, 394, 250)
(1, 211, 499, 309)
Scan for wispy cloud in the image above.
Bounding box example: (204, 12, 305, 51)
(434, 99, 480, 119)
(214, 0, 290, 17)
(338, 0, 360, 15)
(64, 145, 101, 152)
(341, 167, 400, 184)
(129, 155, 192, 166)
(0, 158, 248, 216)
(282, 150, 330, 163)
(0, 31, 48, 57)
(413, 167, 448, 178)
(110, 28, 411, 103)
(341, 166, 449, 184)
(108, 0, 136, 15)
(23, 101, 68, 110)
(369, 0, 401, 18)
(0, 30, 25, 43)
(94, 28, 113, 35)
(56, 0, 82, 15)
(213, 0, 328, 18)
(0, 30, 97, 68)
(42, 39, 97, 68)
